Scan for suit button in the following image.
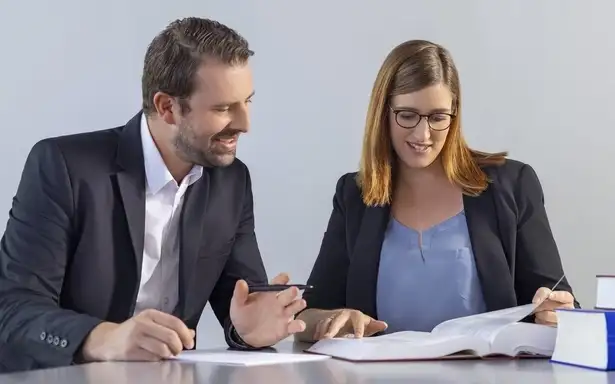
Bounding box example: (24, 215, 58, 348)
(60, 339, 68, 348)
(40, 332, 46, 341)
(53, 336, 60, 346)
(46, 335, 53, 344)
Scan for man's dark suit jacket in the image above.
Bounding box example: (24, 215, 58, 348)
(0, 112, 267, 372)
(303, 159, 579, 319)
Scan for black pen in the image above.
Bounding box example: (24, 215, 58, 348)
(248, 284, 313, 293)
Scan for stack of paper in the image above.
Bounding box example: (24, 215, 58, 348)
(173, 350, 330, 366)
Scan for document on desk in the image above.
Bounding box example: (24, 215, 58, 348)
(173, 350, 331, 366)
(306, 303, 557, 362)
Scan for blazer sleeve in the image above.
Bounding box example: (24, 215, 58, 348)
(513, 164, 580, 307)
(303, 174, 350, 310)
(0, 140, 103, 368)
(208, 166, 268, 349)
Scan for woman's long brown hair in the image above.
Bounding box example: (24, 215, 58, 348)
(357, 40, 507, 207)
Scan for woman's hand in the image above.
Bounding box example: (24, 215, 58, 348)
(532, 287, 575, 326)
(313, 309, 388, 340)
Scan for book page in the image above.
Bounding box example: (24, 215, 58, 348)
(306, 330, 491, 360)
(431, 304, 536, 344)
(490, 322, 557, 356)
(362, 330, 434, 342)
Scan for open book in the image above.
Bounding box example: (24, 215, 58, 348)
(305, 304, 557, 361)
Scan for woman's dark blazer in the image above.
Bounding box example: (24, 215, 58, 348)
(302, 159, 579, 320)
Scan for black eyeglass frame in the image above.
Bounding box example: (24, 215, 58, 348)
(388, 106, 456, 131)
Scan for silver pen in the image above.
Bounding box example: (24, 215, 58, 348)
(532, 274, 566, 310)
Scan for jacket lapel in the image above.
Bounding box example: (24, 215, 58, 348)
(463, 189, 518, 311)
(114, 112, 147, 291)
(346, 204, 390, 319)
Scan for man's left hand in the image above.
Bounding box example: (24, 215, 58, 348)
(229, 273, 307, 348)
(532, 287, 575, 326)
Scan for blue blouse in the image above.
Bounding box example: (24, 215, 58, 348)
(376, 211, 487, 333)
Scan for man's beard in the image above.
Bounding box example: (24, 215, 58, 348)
(174, 121, 238, 168)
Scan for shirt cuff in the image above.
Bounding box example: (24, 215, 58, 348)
(224, 319, 269, 351)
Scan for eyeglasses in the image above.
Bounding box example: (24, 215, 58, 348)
(389, 106, 455, 131)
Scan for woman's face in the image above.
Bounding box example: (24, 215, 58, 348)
(388, 83, 454, 170)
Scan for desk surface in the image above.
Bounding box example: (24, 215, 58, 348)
(1, 342, 612, 384)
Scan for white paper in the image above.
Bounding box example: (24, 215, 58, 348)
(173, 350, 330, 366)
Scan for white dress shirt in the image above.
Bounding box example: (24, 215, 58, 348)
(133, 114, 203, 316)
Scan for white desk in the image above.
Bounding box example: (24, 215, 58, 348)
(1, 342, 612, 383)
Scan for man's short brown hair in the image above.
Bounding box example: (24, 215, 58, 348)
(141, 17, 254, 115)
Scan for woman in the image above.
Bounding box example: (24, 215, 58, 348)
(296, 39, 578, 341)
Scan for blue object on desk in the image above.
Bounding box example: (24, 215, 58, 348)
(550, 308, 615, 371)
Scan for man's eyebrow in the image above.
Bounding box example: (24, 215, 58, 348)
(212, 91, 255, 108)
(391, 106, 451, 113)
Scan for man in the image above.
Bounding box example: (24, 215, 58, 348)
(0, 17, 306, 372)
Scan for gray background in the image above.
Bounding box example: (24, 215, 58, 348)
(0, 0, 613, 348)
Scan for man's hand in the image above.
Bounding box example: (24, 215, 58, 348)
(229, 273, 307, 348)
(532, 287, 575, 326)
(80, 309, 195, 362)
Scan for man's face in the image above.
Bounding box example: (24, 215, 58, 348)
(173, 61, 254, 167)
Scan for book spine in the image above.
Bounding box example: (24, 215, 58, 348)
(606, 312, 615, 370)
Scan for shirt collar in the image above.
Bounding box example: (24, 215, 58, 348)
(140, 114, 203, 194)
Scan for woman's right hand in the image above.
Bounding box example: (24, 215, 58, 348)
(313, 309, 388, 340)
